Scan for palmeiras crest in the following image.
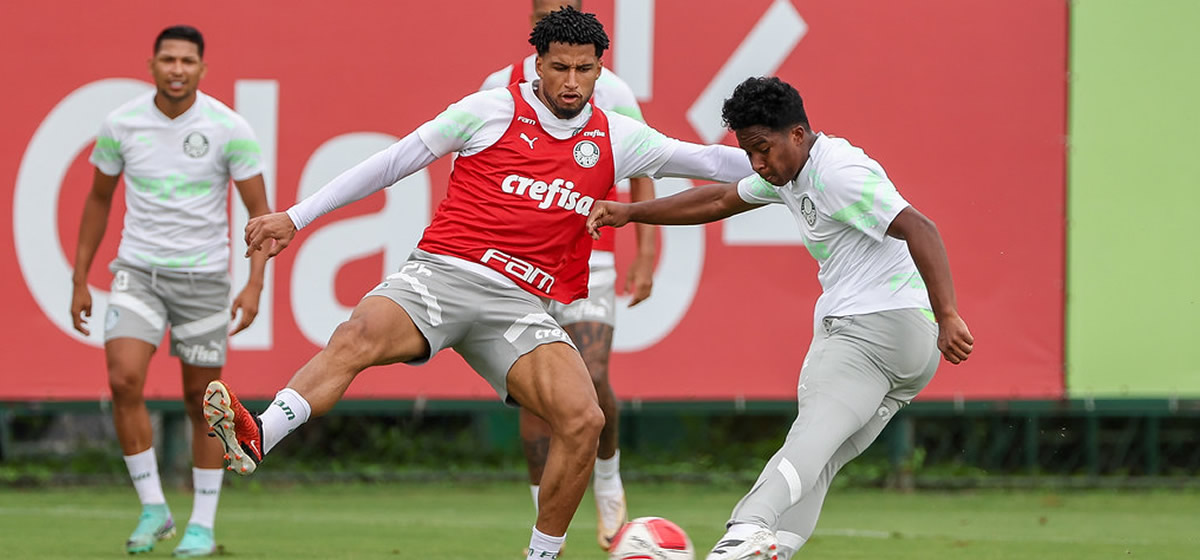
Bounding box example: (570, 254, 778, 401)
(183, 131, 209, 158)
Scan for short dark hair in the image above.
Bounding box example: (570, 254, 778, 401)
(528, 6, 609, 57)
(154, 25, 205, 58)
(532, 0, 582, 9)
(721, 77, 810, 132)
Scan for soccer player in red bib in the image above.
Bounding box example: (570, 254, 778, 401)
(480, 1, 657, 548)
(203, 8, 751, 558)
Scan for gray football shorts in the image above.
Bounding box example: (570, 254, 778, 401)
(365, 249, 577, 404)
(546, 262, 616, 327)
(104, 261, 231, 367)
(726, 307, 941, 532)
(801, 308, 940, 410)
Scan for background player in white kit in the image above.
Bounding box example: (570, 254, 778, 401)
(202, 8, 751, 559)
(69, 25, 270, 557)
(479, 0, 656, 547)
(587, 76, 975, 560)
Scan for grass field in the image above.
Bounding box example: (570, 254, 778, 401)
(3, 482, 1198, 559)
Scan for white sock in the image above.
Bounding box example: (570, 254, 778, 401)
(124, 448, 166, 505)
(259, 387, 312, 453)
(725, 522, 765, 540)
(530, 485, 541, 516)
(776, 531, 807, 560)
(527, 526, 565, 558)
(188, 468, 223, 529)
(593, 449, 622, 496)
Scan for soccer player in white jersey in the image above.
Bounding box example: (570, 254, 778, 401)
(69, 25, 270, 557)
(201, 8, 751, 558)
(587, 77, 975, 560)
(479, 0, 655, 548)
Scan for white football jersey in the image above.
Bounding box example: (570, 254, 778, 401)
(90, 90, 263, 273)
(737, 133, 931, 328)
(480, 53, 645, 123)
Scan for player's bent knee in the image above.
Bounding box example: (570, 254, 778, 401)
(325, 318, 385, 367)
(555, 403, 605, 445)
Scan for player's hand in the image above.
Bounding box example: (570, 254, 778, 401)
(624, 252, 655, 307)
(70, 283, 93, 336)
(937, 312, 974, 364)
(228, 284, 262, 336)
(586, 201, 632, 240)
(245, 212, 297, 258)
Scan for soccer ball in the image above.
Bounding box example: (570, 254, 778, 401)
(608, 516, 694, 560)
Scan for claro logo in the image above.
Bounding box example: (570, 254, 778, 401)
(14, 77, 710, 355)
(499, 174, 595, 214)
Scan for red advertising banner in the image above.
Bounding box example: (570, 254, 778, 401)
(0, 0, 1065, 401)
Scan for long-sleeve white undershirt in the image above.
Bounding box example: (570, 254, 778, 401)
(286, 132, 436, 230)
(285, 88, 753, 230)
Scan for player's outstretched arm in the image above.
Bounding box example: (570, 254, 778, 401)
(70, 168, 120, 336)
(655, 142, 754, 184)
(258, 132, 440, 260)
(886, 207, 974, 364)
(587, 183, 759, 239)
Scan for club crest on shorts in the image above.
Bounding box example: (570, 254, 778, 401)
(800, 194, 817, 226)
(183, 131, 209, 158)
(105, 307, 121, 331)
(573, 140, 600, 168)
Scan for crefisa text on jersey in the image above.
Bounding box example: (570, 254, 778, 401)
(500, 174, 595, 214)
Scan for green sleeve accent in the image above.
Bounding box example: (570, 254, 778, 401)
(93, 137, 122, 162)
(224, 139, 262, 167)
(622, 126, 668, 156)
(745, 175, 780, 201)
(203, 107, 235, 129)
(432, 109, 485, 141)
(610, 105, 645, 123)
(829, 170, 885, 232)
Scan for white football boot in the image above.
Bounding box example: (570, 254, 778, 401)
(705, 528, 778, 560)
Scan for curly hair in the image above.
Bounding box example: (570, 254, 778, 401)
(529, 5, 609, 57)
(721, 77, 809, 132)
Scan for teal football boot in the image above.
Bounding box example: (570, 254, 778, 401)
(172, 524, 216, 557)
(125, 503, 175, 554)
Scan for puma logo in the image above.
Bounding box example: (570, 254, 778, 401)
(520, 132, 538, 150)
